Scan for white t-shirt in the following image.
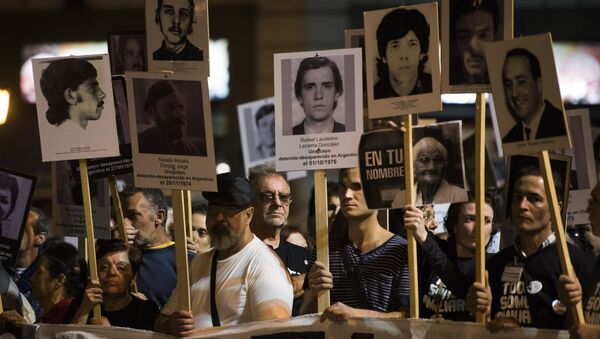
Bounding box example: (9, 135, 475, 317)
(161, 235, 293, 330)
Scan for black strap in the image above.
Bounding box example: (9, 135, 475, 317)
(210, 250, 220, 327)
(340, 245, 371, 309)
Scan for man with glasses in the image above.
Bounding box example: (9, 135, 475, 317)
(155, 173, 292, 336)
(249, 164, 308, 315)
(301, 167, 410, 321)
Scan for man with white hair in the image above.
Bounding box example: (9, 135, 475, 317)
(392, 136, 467, 207)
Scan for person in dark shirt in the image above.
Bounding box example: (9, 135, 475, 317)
(152, 0, 203, 61)
(71, 240, 159, 330)
(249, 164, 308, 316)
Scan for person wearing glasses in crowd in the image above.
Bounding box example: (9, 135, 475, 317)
(154, 173, 292, 336)
(249, 164, 308, 316)
(301, 167, 410, 321)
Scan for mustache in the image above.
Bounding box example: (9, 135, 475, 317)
(97, 100, 104, 108)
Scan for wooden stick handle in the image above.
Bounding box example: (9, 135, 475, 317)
(79, 159, 101, 320)
(475, 93, 487, 324)
(184, 190, 193, 238)
(403, 114, 419, 318)
(314, 169, 330, 312)
(538, 151, 585, 324)
(172, 189, 191, 312)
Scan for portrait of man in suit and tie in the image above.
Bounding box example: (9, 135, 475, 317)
(501, 48, 566, 143)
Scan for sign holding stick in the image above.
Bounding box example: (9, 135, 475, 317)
(78, 159, 101, 320)
(314, 170, 330, 312)
(172, 189, 192, 312)
(474, 93, 487, 324)
(403, 115, 419, 318)
(184, 190, 193, 238)
(538, 151, 585, 324)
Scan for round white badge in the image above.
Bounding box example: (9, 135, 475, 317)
(527, 280, 543, 294)
(552, 299, 567, 315)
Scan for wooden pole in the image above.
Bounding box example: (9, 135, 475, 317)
(184, 190, 193, 237)
(314, 169, 330, 312)
(475, 93, 487, 324)
(171, 189, 191, 312)
(78, 159, 101, 320)
(538, 151, 585, 324)
(108, 175, 138, 293)
(403, 114, 418, 318)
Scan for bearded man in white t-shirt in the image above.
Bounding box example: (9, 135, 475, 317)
(154, 173, 293, 337)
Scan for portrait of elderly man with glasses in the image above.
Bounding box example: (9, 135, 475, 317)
(155, 172, 292, 336)
(249, 164, 308, 316)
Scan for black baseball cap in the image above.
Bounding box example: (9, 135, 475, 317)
(203, 173, 255, 207)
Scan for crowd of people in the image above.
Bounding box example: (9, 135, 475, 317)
(1, 163, 600, 339)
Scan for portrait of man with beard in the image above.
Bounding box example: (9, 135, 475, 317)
(137, 80, 206, 156)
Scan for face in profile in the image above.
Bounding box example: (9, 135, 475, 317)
(0, 186, 12, 220)
(121, 38, 144, 71)
(455, 9, 494, 81)
(98, 251, 134, 296)
(159, 0, 193, 46)
(502, 55, 542, 123)
(384, 30, 424, 92)
(257, 112, 275, 147)
(414, 142, 446, 186)
(153, 89, 186, 140)
(299, 66, 340, 123)
(73, 78, 106, 123)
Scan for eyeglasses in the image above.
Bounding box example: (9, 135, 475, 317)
(207, 204, 246, 217)
(257, 192, 292, 205)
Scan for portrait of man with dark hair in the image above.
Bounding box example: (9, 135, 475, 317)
(39, 58, 106, 130)
(501, 48, 566, 143)
(292, 56, 345, 135)
(137, 80, 206, 156)
(114, 34, 147, 74)
(152, 0, 203, 61)
(0, 172, 19, 239)
(374, 8, 432, 99)
(449, 0, 500, 85)
(254, 103, 276, 158)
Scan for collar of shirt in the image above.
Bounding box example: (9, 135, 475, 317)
(514, 232, 556, 258)
(522, 100, 546, 140)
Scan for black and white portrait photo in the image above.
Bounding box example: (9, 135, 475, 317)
(485, 33, 570, 155)
(108, 32, 147, 75)
(126, 71, 217, 191)
(274, 48, 363, 172)
(442, 0, 512, 93)
(146, 0, 209, 75)
(391, 121, 468, 207)
(237, 98, 277, 174)
(0, 168, 36, 267)
(32, 54, 119, 162)
(132, 78, 207, 157)
(364, 3, 441, 118)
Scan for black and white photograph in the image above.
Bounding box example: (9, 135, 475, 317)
(442, 0, 513, 93)
(32, 54, 120, 162)
(0, 168, 36, 268)
(364, 3, 441, 118)
(52, 161, 111, 239)
(237, 97, 276, 174)
(391, 121, 468, 207)
(555, 109, 597, 225)
(145, 0, 209, 75)
(108, 31, 147, 75)
(126, 71, 217, 191)
(504, 154, 571, 225)
(345, 29, 368, 112)
(274, 48, 363, 172)
(485, 33, 571, 155)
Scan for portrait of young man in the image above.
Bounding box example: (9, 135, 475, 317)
(254, 103, 276, 159)
(0, 172, 19, 240)
(292, 56, 346, 135)
(151, 0, 203, 61)
(33, 55, 119, 162)
(449, 0, 500, 86)
(109, 33, 147, 74)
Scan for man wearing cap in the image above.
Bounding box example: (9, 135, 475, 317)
(137, 80, 206, 156)
(155, 173, 293, 336)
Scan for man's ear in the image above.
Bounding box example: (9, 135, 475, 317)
(245, 206, 254, 224)
(34, 232, 47, 247)
(55, 273, 66, 289)
(155, 209, 166, 228)
(64, 88, 78, 105)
